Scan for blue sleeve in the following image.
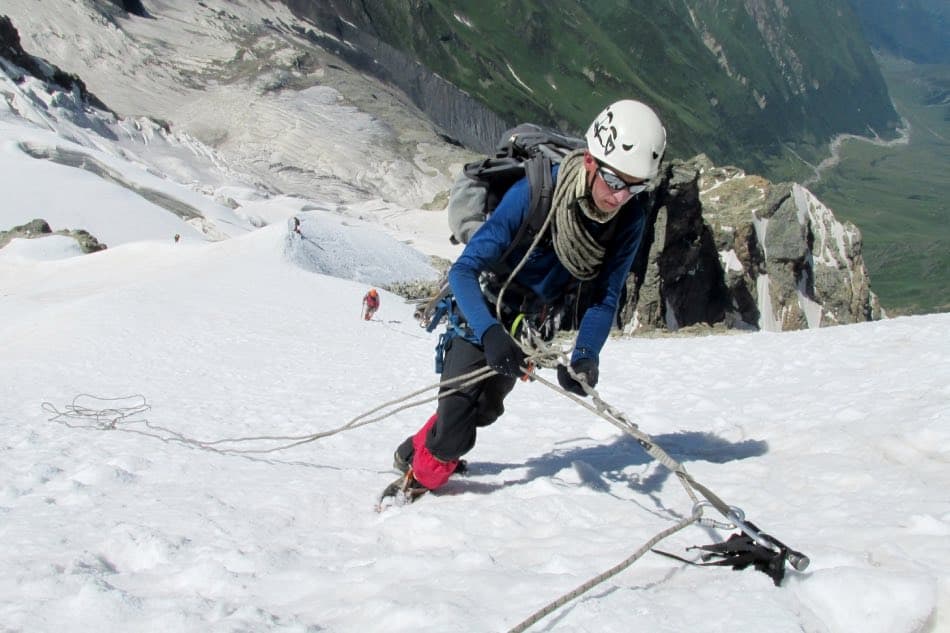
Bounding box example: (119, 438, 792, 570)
(448, 176, 532, 342)
(572, 207, 646, 365)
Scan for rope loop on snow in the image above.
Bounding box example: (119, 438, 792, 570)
(42, 367, 495, 456)
(42, 394, 151, 429)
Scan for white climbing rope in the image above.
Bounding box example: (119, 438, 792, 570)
(43, 367, 494, 456)
(45, 329, 760, 633)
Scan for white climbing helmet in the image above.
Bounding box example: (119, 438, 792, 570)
(585, 99, 667, 180)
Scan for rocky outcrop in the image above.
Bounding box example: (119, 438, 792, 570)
(625, 155, 881, 333)
(0, 15, 111, 113)
(0, 219, 107, 253)
(627, 161, 730, 331)
(101, 1, 149, 18)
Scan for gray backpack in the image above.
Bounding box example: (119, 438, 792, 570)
(447, 123, 585, 271)
(415, 125, 586, 333)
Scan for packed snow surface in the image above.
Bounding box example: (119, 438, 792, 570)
(1, 1, 948, 631)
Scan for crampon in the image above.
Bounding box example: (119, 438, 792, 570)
(376, 469, 429, 512)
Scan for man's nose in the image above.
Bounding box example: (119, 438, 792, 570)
(607, 187, 632, 204)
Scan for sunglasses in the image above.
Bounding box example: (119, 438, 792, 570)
(597, 163, 648, 195)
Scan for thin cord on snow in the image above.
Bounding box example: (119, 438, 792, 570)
(43, 367, 496, 456)
(41, 394, 151, 429)
(506, 512, 700, 633)
(197, 366, 497, 454)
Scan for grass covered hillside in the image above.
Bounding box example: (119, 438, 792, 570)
(847, 0, 950, 64)
(286, 0, 899, 182)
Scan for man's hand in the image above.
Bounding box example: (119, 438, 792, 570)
(481, 324, 528, 378)
(557, 358, 599, 396)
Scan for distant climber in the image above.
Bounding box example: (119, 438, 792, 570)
(362, 288, 380, 321)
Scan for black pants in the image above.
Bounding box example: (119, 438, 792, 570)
(397, 336, 517, 462)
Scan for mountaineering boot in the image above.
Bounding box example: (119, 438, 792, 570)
(393, 436, 414, 474)
(380, 414, 467, 510)
(397, 413, 470, 480)
(393, 449, 410, 474)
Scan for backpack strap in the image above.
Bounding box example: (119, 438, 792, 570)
(488, 154, 554, 278)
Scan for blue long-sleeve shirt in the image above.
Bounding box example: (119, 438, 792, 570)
(448, 165, 647, 364)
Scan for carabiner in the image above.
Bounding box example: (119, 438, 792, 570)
(692, 501, 739, 529)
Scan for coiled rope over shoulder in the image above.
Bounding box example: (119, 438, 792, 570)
(551, 150, 605, 280)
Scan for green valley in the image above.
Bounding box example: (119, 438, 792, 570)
(808, 56, 950, 315)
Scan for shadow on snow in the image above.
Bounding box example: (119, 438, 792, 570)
(438, 431, 769, 500)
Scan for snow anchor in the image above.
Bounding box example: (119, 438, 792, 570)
(654, 503, 809, 586)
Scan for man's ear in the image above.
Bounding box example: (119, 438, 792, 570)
(582, 151, 599, 177)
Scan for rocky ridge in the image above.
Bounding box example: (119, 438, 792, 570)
(0, 7, 880, 333)
(0, 219, 107, 253)
(627, 155, 880, 334)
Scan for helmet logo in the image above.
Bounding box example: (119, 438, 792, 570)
(591, 110, 617, 156)
(591, 109, 638, 157)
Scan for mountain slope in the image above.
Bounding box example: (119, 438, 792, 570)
(1, 5, 949, 630)
(848, 0, 950, 64)
(282, 0, 900, 180)
(1, 0, 471, 213)
(2, 161, 948, 633)
(0, 5, 885, 328)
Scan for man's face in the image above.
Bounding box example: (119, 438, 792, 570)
(584, 153, 646, 216)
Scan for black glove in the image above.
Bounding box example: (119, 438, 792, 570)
(557, 358, 599, 396)
(481, 324, 527, 378)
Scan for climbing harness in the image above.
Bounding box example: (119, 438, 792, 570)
(426, 293, 480, 373)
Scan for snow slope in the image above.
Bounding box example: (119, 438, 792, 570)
(2, 213, 948, 632)
(1, 1, 948, 631)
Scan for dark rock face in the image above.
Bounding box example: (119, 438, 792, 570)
(657, 163, 730, 329)
(625, 155, 881, 334)
(111, 1, 149, 18)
